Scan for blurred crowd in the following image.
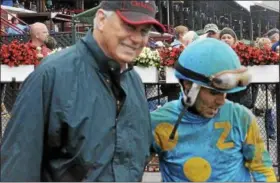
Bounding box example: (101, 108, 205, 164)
(152, 23, 279, 55)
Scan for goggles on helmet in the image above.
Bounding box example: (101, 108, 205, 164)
(175, 62, 252, 91)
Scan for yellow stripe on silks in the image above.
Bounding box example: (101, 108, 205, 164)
(154, 123, 178, 151)
(245, 119, 277, 182)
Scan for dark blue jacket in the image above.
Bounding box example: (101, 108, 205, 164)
(1, 30, 152, 181)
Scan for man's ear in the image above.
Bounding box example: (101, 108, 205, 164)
(182, 80, 192, 90)
(95, 9, 107, 31)
(179, 33, 184, 39)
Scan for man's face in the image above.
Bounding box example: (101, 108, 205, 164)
(184, 81, 226, 118)
(179, 31, 188, 40)
(97, 10, 151, 66)
(208, 31, 220, 39)
(271, 33, 279, 43)
(36, 25, 49, 43)
(195, 87, 226, 118)
(13, 19, 19, 24)
(221, 34, 235, 46)
(263, 39, 272, 49)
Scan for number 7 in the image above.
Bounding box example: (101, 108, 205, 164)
(214, 122, 234, 150)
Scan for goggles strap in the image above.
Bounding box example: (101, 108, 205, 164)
(174, 61, 211, 84)
(169, 105, 188, 140)
(169, 83, 201, 140)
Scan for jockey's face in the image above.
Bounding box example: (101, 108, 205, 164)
(183, 81, 226, 118)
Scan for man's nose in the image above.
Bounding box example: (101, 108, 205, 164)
(130, 31, 143, 43)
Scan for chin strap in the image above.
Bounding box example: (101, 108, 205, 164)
(169, 83, 201, 140)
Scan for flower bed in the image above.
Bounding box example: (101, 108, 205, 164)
(133, 47, 161, 68)
(1, 39, 279, 83)
(232, 42, 279, 66)
(0, 40, 41, 67)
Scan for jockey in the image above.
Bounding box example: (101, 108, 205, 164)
(151, 38, 277, 182)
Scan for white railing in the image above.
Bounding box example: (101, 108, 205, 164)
(1, 65, 279, 83)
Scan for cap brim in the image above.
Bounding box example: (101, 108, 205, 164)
(205, 29, 220, 34)
(116, 10, 166, 33)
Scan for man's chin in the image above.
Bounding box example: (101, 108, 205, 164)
(112, 56, 136, 69)
(116, 55, 136, 63)
(201, 112, 217, 118)
(202, 114, 214, 118)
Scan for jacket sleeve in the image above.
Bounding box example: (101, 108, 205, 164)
(242, 117, 277, 182)
(1, 66, 54, 181)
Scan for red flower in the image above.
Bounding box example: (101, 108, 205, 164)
(158, 45, 185, 67)
(232, 42, 279, 66)
(0, 40, 41, 67)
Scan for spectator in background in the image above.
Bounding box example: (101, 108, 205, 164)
(256, 37, 272, 50)
(266, 28, 279, 45)
(219, 27, 238, 47)
(271, 40, 279, 54)
(256, 37, 277, 140)
(44, 36, 57, 50)
(200, 23, 220, 39)
(220, 28, 258, 111)
(6, 17, 29, 35)
(166, 25, 189, 102)
(182, 30, 199, 47)
(171, 25, 189, 48)
(28, 22, 51, 57)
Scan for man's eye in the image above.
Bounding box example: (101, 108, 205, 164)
(141, 29, 150, 36)
(124, 23, 135, 31)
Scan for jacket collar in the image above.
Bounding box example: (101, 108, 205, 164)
(81, 30, 133, 74)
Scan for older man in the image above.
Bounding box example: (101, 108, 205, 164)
(28, 22, 51, 56)
(1, 1, 165, 181)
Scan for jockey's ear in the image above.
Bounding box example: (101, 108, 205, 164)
(179, 79, 192, 92)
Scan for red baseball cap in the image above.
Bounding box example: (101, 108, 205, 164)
(98, 0, 166, 33)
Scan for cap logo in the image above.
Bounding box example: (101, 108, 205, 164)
(130, 0, 155, 13)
